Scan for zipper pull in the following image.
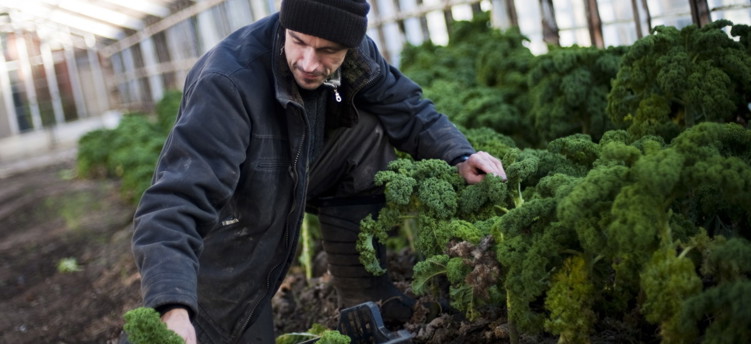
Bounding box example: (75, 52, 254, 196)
(323, 69, 342, 103)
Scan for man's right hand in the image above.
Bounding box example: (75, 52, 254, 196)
(162, 308, 197, 344)
(457, 151, 507, 184)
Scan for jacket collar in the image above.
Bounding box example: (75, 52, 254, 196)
(272, 21, 297, 108)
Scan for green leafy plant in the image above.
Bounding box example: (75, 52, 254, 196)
(607, 20, 751, 141)
(399, 12, 539, 147)
(76, 91, 181, 204)
(388, 16, 751, 344)
(123, 307, 183, 344)
(276, 323, 350, 344)
(544, 255, 595, 344)
(527, 45, 627, 142)
(56, 257, 82, 273)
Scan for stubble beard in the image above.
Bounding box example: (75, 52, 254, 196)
(293, 63, 332, 90)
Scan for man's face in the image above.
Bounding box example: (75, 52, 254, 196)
(284, 30, 348, 90)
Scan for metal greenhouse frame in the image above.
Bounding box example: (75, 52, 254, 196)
(0, 0, 748, 161)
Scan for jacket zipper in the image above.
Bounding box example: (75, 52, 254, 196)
(286, 130, 304, 248)
(233, 119, 304, 341)
(286, 103, 308, 248)
(323, 69, 342, 103)
(233, 262, 281, 343)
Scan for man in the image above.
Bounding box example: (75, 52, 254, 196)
(130, 0, 506, 342)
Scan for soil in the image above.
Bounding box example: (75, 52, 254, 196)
(0, 158, 528, 344)
(0, 160, 140, 343)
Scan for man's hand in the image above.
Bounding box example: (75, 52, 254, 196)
(162, 308, 197, 344)
(456, 151, 507, 184)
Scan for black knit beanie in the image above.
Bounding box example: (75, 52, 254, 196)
(280, 0, 370, 48)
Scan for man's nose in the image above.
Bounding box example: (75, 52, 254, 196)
(299, 47, 320, 73)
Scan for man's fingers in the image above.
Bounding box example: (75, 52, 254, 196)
(468, 151, 507, 181)
(162, 308, 197, 344)
(490, 156, 507, 181)
(457, 151, 507, 184)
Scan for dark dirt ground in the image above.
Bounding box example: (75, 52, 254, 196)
(0, 158, 529, 344)
(0, 160, 139, 343)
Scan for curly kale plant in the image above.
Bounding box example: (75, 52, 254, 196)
(77, 92, 180, 204)
(361, 134, 599, 336)
(555, 122, 751, 342)
(123, 307, 183, 344)
(528, 45, 627, 143)
(679, 278, 751, 344)
(411, 236, 503, 321)
(358, 157, 508, 322)
(544, 255, 595, 344)
(607, 20, 751, 141)
(423, 80, 532, 146)
(276, 323, 350, 344)
(359, 121, 750, 344)
(640, 246, 703, 343)
(399, 13, 539, 147)
(358, 159, 507, 273)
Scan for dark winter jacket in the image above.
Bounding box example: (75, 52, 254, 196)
(132, 13, 474, 343)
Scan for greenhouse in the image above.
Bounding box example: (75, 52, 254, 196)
(0, 0, 750, 343)
(1, 0, 749, 161)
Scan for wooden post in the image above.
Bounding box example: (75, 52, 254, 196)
(689, 0, 712, 27)
(490, 0, 519, 29)
(0, 40, 21, 134)
(471, 1, 483, 17)
(585, 0, 604, 48)
(367, 0, 388, 58)
(506, 0, 519, 28)
(632, 0, 642, 38)
(416, 0, 431, 42)
(539, 0, 560, 46)
(641, 0, 652, 34)
(390, 0, 408, 41)
(443, 2, 455, 36)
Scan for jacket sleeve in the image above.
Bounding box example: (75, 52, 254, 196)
(131, 71, 251, 315)
(355, 38, 475, 162)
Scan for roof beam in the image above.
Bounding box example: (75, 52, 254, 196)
(102, 0, 228, 57)
(2, 11, 101, 48)
(43, 0, 145, 31)
(48, 9, 123, 39)
(1, 1, 124, 40)
(99, 0, 171, 18)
